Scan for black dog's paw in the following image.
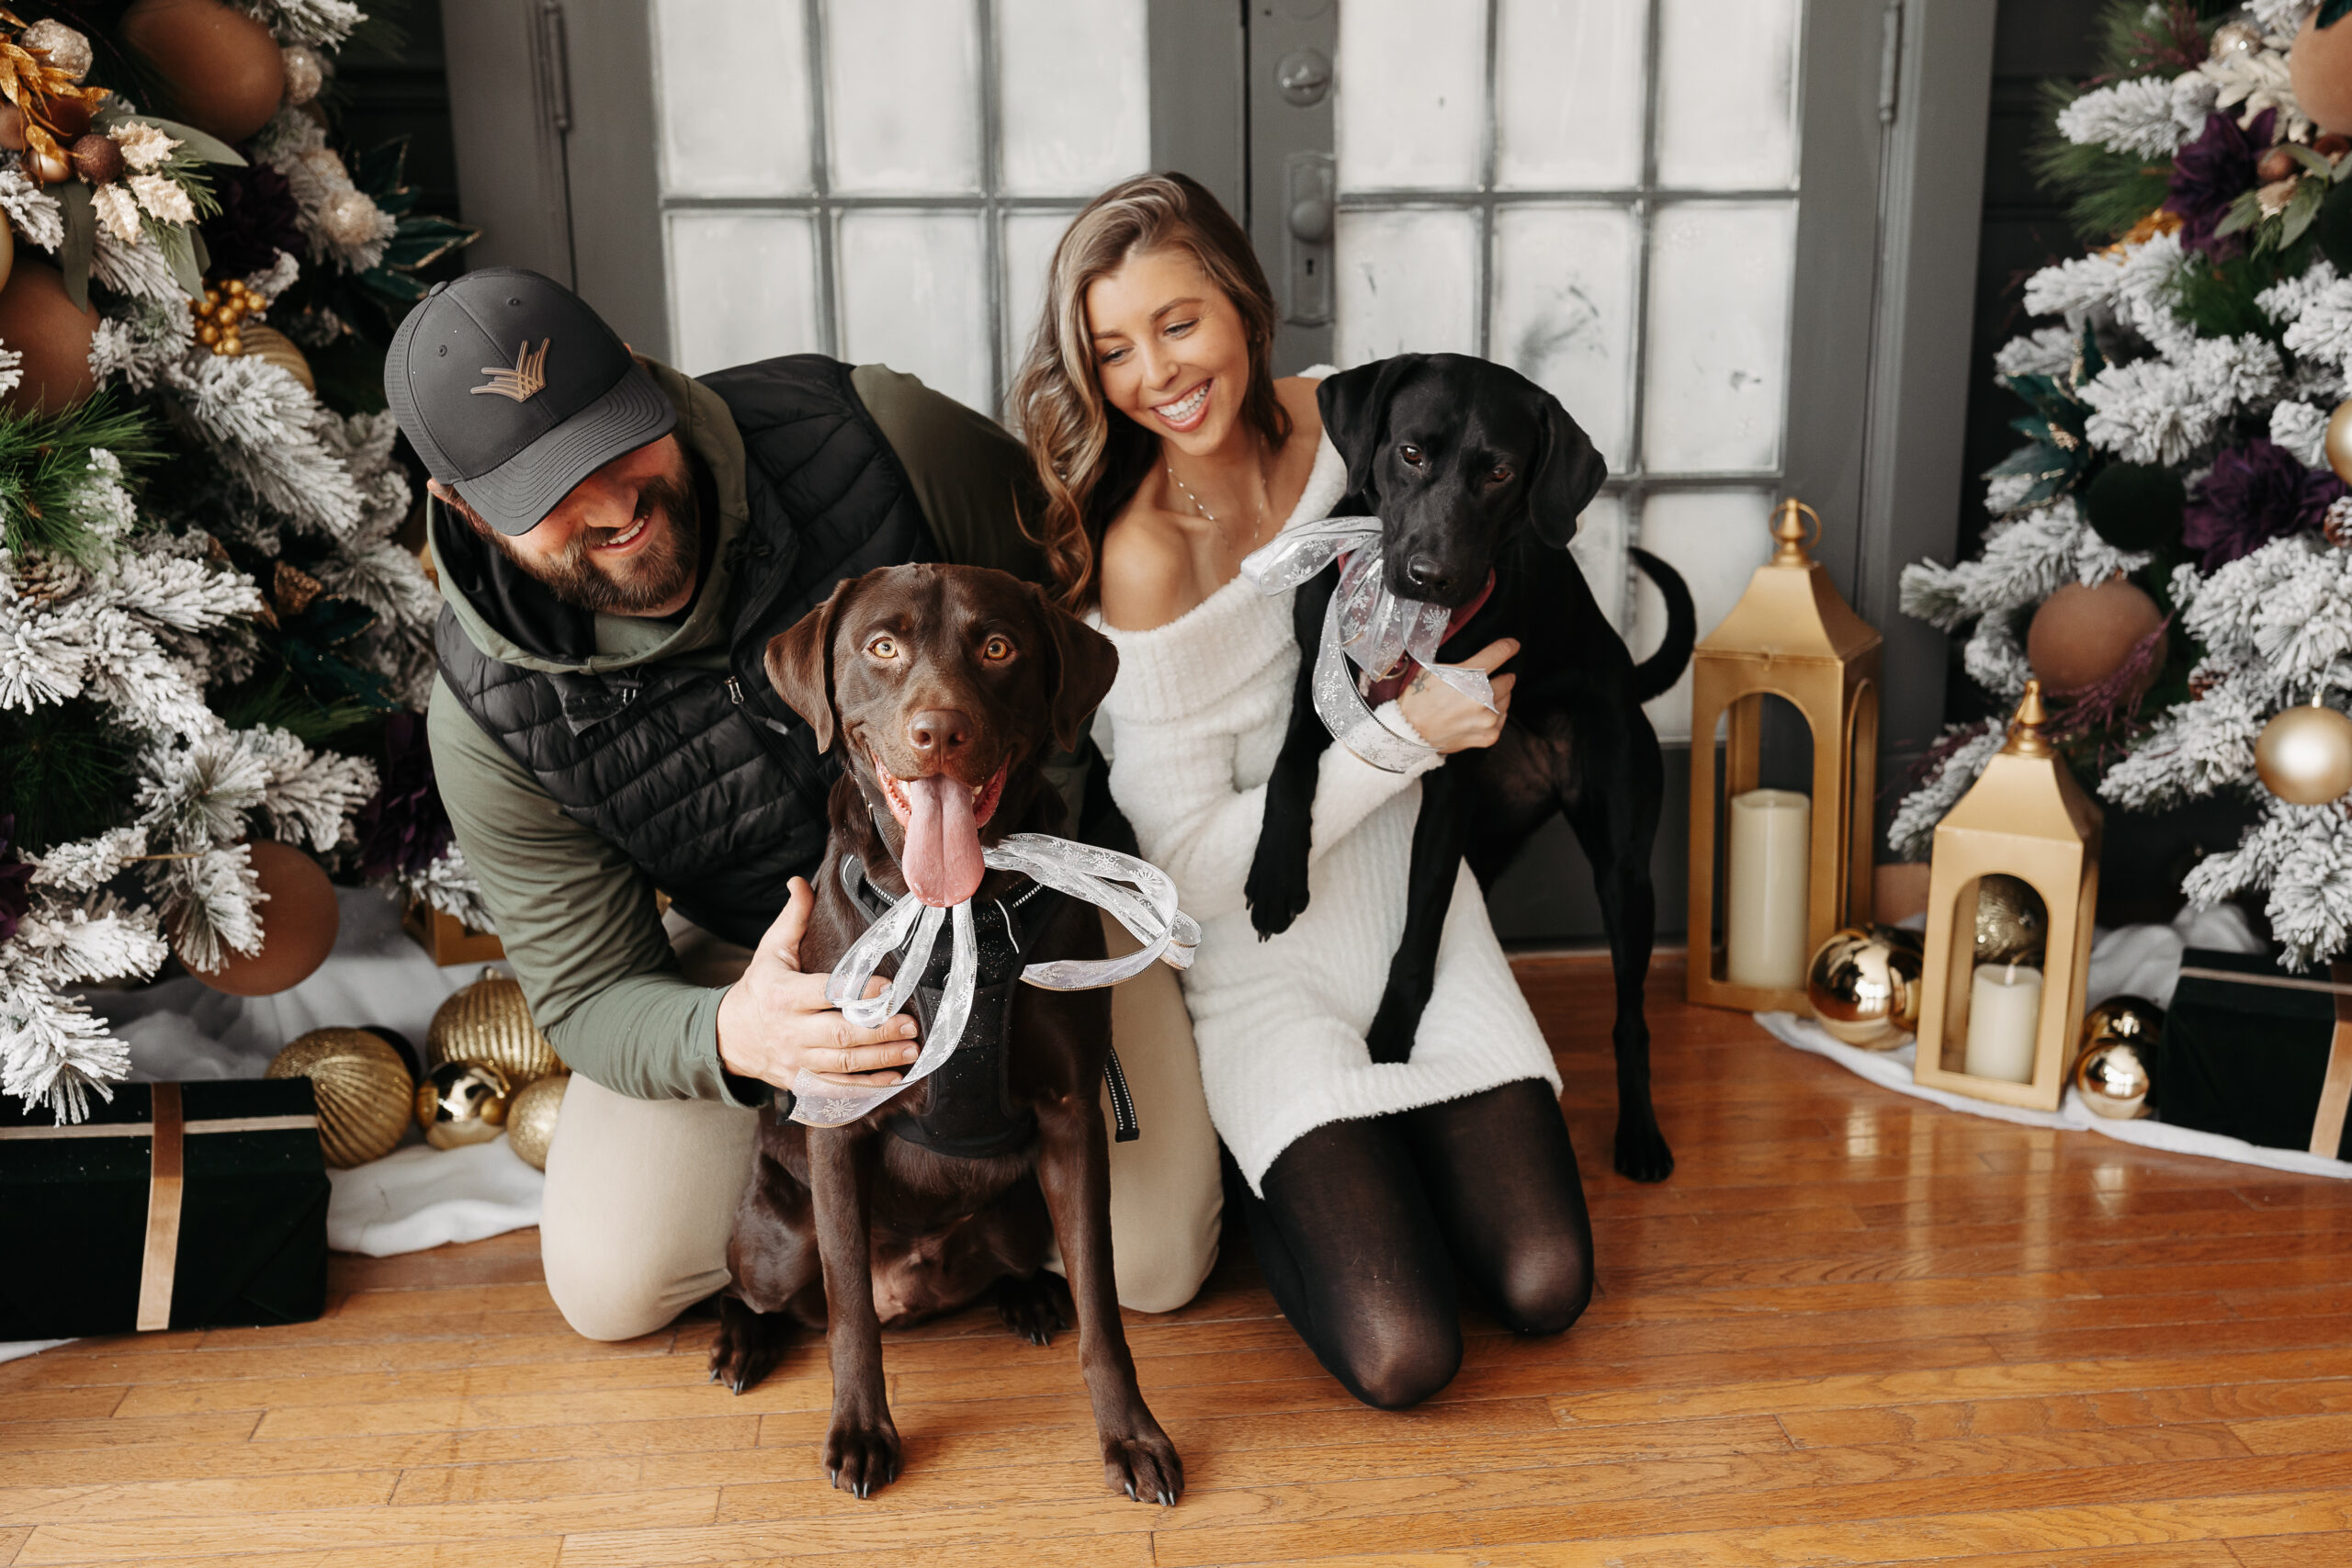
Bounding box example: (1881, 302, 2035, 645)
(1245, 852, 1312, 940)
(995, 1270, 1072, 1347)
(1612, 1110, 1675, 1184)
(707, 1295, 793, 1394)
(823, 1414, 903, 1499)
(1364, 978, 1432, 1065)
(1102, 1423, 1184, 1506)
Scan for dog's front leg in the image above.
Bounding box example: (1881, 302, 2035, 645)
(1247, 570, 1338, 940)
(1035, 1092, 1183, 1505)
(808, 1124, 900, 1496)
(1365, 761, 1472, 1064)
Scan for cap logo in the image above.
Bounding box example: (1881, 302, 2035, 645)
(471, 337, 550, 403)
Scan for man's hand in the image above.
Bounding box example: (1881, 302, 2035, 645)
(717, 876, 921, 1091)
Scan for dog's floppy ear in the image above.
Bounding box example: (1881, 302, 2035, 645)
(1026, 582, 1120, 753)
(1527, 391, 1608, 549)
(1317, 355, 1423, 507)
(764, 577, 859, 753)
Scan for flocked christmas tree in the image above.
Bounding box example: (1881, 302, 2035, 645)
(0, 0, 485, 1122)
(1896, 0, 2352, 970)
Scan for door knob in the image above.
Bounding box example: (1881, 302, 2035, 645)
(1275, 49, 1331, 107)
(1288, 194, 1333, 243)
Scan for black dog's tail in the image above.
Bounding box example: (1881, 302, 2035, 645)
(1628, 547, 1696, 705)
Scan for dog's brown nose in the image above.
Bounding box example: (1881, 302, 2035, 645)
(1404, 554, 1453, 596)
(906, 708, 973, 759)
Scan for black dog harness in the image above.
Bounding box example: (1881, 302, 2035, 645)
(839, 853, 1140, 1156)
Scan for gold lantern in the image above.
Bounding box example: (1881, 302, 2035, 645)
(1912, 681, 2102, 1111)
(1686, 498, 1883, 1012)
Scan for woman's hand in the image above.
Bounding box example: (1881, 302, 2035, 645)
(1397, 638, 1519, 754)
(717, 877, 921, 1090)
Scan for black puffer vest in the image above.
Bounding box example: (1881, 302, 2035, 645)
(434, 355, 936, 949)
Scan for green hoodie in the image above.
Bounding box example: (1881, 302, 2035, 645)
(425, 359, 1043, 1105)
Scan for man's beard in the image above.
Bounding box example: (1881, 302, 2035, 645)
(489, 469, 702, 614)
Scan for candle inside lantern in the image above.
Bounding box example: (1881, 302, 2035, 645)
(1725, 788, 1811, 988)
(1964, 961, 2044, 1083)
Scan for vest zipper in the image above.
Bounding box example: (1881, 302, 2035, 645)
(726, 676, 744, 705)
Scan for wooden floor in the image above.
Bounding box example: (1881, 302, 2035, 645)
(6, 954, 2352, 1567)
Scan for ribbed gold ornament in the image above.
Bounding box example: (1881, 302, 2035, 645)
(236, 322, 314, 392)
(504, 1072, 570, 1171)
(266, 1027, 413, 1168)
(428, 967, 562, 1082)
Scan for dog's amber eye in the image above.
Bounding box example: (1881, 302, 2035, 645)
(866, 635, 898, 660)
(1399, 445, 1424, 467)
(982, 635, 1015, 661)
(1489, 465, 1514, 485)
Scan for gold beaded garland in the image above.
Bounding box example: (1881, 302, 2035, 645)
(187, 276, 261, 359)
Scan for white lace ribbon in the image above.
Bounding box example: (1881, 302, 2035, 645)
(789, 834, 1200, 1128)
(1239, 515, 1493, 773)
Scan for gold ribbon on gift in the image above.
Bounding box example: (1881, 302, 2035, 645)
(0, 1094, 318, 1334)
(2175, 963, 2352, 1157)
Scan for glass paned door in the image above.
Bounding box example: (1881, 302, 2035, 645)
(650, 0, 1150, 416)
(1332, 0, 1806, 744)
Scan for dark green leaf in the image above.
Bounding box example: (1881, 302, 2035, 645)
(352, 136, 411, 197)
(2322, 0, 2352, 28)
(152, 222, 203, 299)
(2215, 189, 2263, 238)
(56, 182, 94, 313)
(2289, 144, 2335, 179)
(2284, 178, 2330, 248)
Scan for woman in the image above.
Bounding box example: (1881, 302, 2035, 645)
(1012, 174, 1594, 1409)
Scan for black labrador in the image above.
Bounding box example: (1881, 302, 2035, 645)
(1243, 354, 1696, 1182)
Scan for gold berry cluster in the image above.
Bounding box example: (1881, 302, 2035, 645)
(191, 278, 257, 357)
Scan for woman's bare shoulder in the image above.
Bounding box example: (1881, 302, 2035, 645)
(1098, 502, 1199, 633)
(1272, 375, 1325, 445)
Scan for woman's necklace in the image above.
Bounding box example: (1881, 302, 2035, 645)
(1166, 459, 1272, 556)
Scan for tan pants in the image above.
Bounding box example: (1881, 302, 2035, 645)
(539, 909, 1223, 1341)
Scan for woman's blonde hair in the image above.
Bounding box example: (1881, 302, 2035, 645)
(1012, 172, 1292, 610)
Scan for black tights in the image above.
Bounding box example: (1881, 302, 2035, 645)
(1229, 1078, 1595, 1410)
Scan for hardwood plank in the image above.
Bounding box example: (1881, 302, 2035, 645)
(0, 1414, 259, 1457)
(2229, 1534, 2352, 1567)
(110, 1547, 563, 1568)
(0, 1468, 397, 1523)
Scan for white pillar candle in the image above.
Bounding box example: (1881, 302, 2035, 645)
(1725, 788, 1811, 989)
(1964, 961, 2044, 1083)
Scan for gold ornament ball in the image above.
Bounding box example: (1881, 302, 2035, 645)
(2255, 704, 2352, 805)
(266, 1027, 413, 1168)
(0, 259, 97, 414)
(2073, 1036, 2157, 1122)
(21, 18, 94, 80)
(186, 840, 340, 996)
(414, 1060, 513, 1149)
(428, 966, 563, 1083)
(281, 42, 325, 105)
(1805, 925, 1926, 1049)
(1973, 873, 2049, 966)
(119, 0, 288, 144)
(2026, 578, 2167, 698)
(2294, 9, 2352, 139)
(503, 1072, 570, 1171)
(25, 142, 69, 187)
(2326, 399, 2352, 486)
(238, 323, 314, 392)
(2081, 994, 2164, 1053)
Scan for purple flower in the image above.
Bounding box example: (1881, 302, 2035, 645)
(2165, 108, 2275, 260)
(199, 164, 307, 281)
(2182, 438, 2346, 569)
(352, 715, 455, 881)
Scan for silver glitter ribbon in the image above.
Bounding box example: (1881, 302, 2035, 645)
(1239, 515, 1494, 773)
(790, 834, 1200, 1128)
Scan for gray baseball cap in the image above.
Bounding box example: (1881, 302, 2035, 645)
(384, 266, 676, 536)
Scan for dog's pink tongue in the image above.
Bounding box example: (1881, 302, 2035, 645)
(899, 773, 984, 907)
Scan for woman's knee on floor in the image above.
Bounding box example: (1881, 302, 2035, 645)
(1329, 1305, 1464, 1411)
(1492, 1236, 1594, 1337)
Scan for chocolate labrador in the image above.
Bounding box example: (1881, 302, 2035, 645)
(1244, 354, 1697, 1182)
(708, 561, 1182, 1505)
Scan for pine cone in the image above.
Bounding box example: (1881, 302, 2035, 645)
(9, 554, 79, 605)
(2328, 497, 2352, 550)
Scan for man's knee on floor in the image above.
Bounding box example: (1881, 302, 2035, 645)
(1114, 1233, 1220, 1315)
(543, 1241, 694, 1343)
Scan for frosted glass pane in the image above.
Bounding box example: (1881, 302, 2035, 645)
(655, 0, 809, 197)
(1633, 489, 1775, 742)
(998, 0, 1148, 197)
(825, 0, 979, 194)
(838, 211, 989, 414)
(1567, 491, 1628, 632)
(1334, 208, 1481, 366)
(1001, 209, 1080, 418)
(666, 212, 820, 378)
(1336, 0, 1487, 191)
(1643, 201, 1796, 473)
(1657, 0, 1801, 189)
(1496, 0, 1646, 190)
(1491, 204, 1638, 471)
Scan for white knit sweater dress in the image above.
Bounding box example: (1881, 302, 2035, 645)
(1094, 428, 1563, 1194)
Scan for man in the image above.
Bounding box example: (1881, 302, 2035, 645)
(390, 267, 1218, 1339)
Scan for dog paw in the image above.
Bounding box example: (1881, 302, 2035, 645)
(995, 1271, 1072, 1348)
(1102, 1426, 1183, 1506)
(1364, 985, 1430, 1066)
(1613, 1114, 1675, 1184)
(707, 1296, 792, 1394)
(1244, 860, 1311, 940)
(822, 1416, 903, 1499)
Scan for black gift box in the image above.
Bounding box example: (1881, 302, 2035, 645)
(0, 1079, 330, 1339)
(2157, 947, 2352, 1159)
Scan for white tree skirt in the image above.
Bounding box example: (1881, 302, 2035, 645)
(4, 887, 548, 1364)
(1756, 902, 2352, 1183)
